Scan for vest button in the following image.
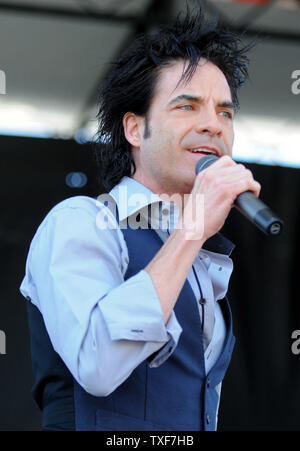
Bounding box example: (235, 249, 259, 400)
(207, 378, 210, 388)
(206, 414, 211, 425)
(199, 298, 206, 305)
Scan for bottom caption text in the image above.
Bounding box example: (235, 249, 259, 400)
(105, 434, 194, 447)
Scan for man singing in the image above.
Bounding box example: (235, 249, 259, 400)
(20, 7, 260, 431)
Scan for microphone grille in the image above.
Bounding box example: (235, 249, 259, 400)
(195, 155, 219, 174)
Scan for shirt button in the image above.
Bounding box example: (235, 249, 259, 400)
(199, 298, 206, 305)
(162, 208, 169, 216)
(206, 414, 211, 425)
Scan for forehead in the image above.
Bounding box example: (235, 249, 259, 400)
(153, 58, 232, 104)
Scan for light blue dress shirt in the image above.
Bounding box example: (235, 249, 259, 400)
(20, 176, 233, 400)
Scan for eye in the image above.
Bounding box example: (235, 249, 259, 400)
(220, 110, 233, 119)
(177, 104, 193, 111)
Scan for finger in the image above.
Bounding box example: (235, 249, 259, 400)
(194, 155, 235, 182)
(196, 166, 253, 190)
(231, 179, 261, 198)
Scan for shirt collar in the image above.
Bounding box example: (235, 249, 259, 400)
(109, 176, 162, 222)
(109, 176, 235, 256)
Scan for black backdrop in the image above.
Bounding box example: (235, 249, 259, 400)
(0, 135, 299, 431)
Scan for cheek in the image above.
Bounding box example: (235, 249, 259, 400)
(142, 116, 185, 165)
(224, 126, 234, 152)
(150, 127, 177, 156)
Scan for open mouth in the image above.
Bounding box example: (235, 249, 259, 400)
(187, 147, 219, 157)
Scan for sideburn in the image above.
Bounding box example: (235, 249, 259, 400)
(143, 113, 151, 139)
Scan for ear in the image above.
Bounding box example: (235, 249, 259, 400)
(123, 112, 144, 148)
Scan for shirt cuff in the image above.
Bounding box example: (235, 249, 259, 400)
(98, 269, 182, 345)
(147, 310, 182, 367)
(147, 336, 176, 368)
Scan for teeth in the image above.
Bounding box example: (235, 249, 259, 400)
(190, 148, 216, 154)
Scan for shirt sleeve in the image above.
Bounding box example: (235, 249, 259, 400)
(19, 198, 182, 396)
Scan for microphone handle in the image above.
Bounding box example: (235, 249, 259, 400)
(235, 191, 283, 236)
(195, 155, 283, 236)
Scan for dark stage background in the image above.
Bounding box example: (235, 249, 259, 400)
(0, 134, 299, 430)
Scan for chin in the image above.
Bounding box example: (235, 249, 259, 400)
(183, 172, 196, 192)
(176, 178, 194, 195)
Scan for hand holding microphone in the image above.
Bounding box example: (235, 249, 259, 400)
(195, 155, 283, 236)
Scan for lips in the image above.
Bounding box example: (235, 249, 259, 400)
(187, 146, 220, 157)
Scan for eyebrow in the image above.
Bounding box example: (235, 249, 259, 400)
(167, 94, 235, 111)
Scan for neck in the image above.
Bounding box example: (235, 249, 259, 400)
(132, 174, 190, 214)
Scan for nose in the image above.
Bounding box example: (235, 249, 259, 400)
(195, 107, 222, 138)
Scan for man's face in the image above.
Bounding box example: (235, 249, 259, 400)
(130, 58, 235, 196)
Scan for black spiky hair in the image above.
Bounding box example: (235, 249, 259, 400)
(94, 5, 254, 192)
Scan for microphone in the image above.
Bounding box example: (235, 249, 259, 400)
(195, 155, 284, 236)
